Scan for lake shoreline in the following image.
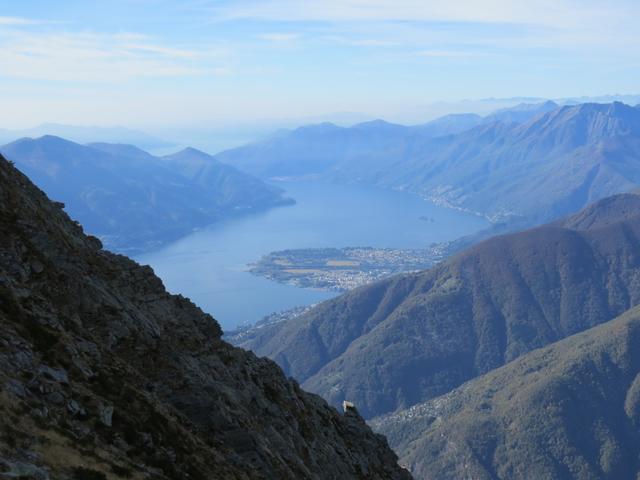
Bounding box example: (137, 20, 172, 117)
(136, 181, 489, 329)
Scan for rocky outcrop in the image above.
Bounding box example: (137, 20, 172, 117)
(0, 154, 411, 480)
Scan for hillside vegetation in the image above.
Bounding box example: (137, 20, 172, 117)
(373, 305, 640, 480)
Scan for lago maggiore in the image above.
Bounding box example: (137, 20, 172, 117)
(137, 180, 488, 330)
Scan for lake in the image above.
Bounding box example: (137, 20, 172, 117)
(136, 181, 488, 331)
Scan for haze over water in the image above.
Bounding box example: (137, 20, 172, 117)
(137, 181, 488, 330)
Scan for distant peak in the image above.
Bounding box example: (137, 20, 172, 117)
(569, 101, 636, 116)
(176, 146, 211, 157)
(181, 146, 206, 154)
(541, 100, 559, 108)
(356, 119, 391, 126)
(19, 135, 80, 147)
(351, 119, 406, 130)
(38, 134, 66, 141)
(164, 146, 217, 161)
(295, 122, 341, 132)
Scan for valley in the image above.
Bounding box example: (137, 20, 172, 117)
(137, 180, 487, 330)
(5, 2, 640, 478)
(5, 100, 640, 480)
(235, 192, 640, 419)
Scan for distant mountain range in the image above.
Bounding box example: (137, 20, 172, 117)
(219, 101, 640, 229)
(483, 99, 559, 124)
(399, 94, 640, 123)
(214, 104, 548, 179)
(0, 123, 174, 150)
(230, 192, 640, 420)
(213, 100, 564, 179)
(1, 136, 292, 253)
(377, 102, 640, 223)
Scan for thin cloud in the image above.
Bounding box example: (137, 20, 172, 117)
(256, 33, 301, 43)
(120, 43, 200, 59)
(0, 16, 44, 26)
(345, 38, 402, 47)
(0, 30, 226, 83)
(208, 0, 640, 53)
(416, 50, 478, 58)
(209, 0, 632, 29)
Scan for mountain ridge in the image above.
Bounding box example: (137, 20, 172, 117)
(0, 123, 173, 150)
(1, 136, 291, 253)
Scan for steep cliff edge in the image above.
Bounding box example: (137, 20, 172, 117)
(0, 154, 411, 480)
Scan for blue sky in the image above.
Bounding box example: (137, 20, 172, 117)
(1, 0, 639, 128)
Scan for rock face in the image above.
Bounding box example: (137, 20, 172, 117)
(0, 154, 410, 480)
(373, 305, 640, 480)
(235, 193, 640, 419)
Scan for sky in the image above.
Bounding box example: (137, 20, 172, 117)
(0, 0, 639, 130)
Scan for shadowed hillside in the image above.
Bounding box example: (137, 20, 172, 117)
(373, 305, 640, 480)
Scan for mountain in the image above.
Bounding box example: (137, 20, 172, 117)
(1, 136, 291, 253)
(413, 113, 484, 137)
(560, 94, 640, 106)
(162, 147, 290, 208)
(215, 120, 407, 179)
(354, 102, 640, 223)
(88, 141, 159, 162)
(220, 102, 640, 226)
(213, 101, 565, 182)
(373, 304, 640, 479)
(230, 192, 640, 418)
(0, 153, 411, 479)
(215, 114, 492, 179)
(483, 100, 559, 124)
(0, 123, 173, 150)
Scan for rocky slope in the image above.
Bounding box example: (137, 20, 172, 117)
(373, 305, 640, 479)
(0, 154, 410, 480)
(1, 136, 291, 254)
(233, 193, 640, 418)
